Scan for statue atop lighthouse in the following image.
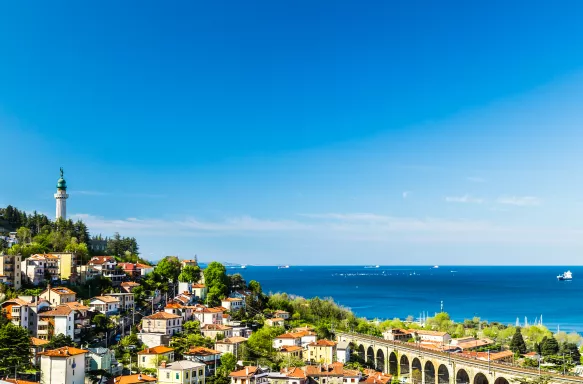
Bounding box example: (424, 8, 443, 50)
(55, 167, 69, 220)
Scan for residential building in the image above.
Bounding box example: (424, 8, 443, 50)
(118, 263, 154, 278)
(40, 285, 77, 307)
(181, 259, 198, 268)
(165, 303, 194, 323)
(306, 340, 337, 364)
(273, 310, 289, 320)
(459, 350, 513, 363)
(157, 360, 206, 384)
(31, 337, 49, 366)
(88, 256, 126, 285)
(191, 305, 223, 326)
(87, 347, 123, 376)
(114, 374, 157, 384)
(200, 324, 233, 340)
(214, 336, 247, 358)
(231, 325, 253, 338)
(0, 254, 22, 289)
(336, 341, 351, 364)
(191, 284, 207, 301)
(142, 312, 183, 335)
(382, 329, 413, 342)
(1, 296, 50, 335)
(450, 337, 494, 350)
(106, 292, 135, 311)
(62, 301, 92, 341)
(183, 347, 221, 376)
(22, 254, 60, 285)
(303, 364, 359, 384)
(138, 346, 175, 370)
(267, 367, 308, 384)
(229, 290, 252, 300)
(276, 346, 303, 362)
(229, 367, 269, 384)
(121, 281, 141, 293)
(272, 331, 315, 349)
(221, 298, 245, 312)
(39, 346, 88, 384)
(37, 306, 76, 340)
(413, 330, 451, 345)
(265, 318, 285, 327)
(89, 296, 120, 315)
(362, 371, 392, 384)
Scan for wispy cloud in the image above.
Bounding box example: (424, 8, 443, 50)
(445, 195, 484, 204)
(467, 177, 486, 183)
(496, 196, 541, 206)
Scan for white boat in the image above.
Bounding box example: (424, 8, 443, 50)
(433, 265, 439, 269)
(240, 265, 247, 269)
(364, 265, 379, 269)
(278, 265, 289, 269)
(557, 270, 573, 281)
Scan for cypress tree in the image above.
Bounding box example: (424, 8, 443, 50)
(510, 326, 527, 354)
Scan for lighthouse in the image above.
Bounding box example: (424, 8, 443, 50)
(54, 167, 69, 220)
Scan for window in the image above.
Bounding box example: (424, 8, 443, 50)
(167, 373, 170, 379)
(186, 372, 189, 379)
(199, 369, 203, 375)
(142, 357, 146, 362)
(176, 373, 180, 379)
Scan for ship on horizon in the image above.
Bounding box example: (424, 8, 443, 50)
(364, 265, 380, 269)
(278, 265, 290, 269)
(557, 270, 573, 281)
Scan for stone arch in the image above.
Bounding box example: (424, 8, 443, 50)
(367, 346, 375, 367)
(456, 369, 470, 384)
(494, 379, 509, 384)
(474, 373, 489, 384)
(358, 344, 365, 360)
(376, 349, 385, 373)
(424, 361, 436, 384)
(437, 364, 449, 384)
(400, 354, 410, 375)
(411, 357, 422, 384)
(388, 351, 398, 375)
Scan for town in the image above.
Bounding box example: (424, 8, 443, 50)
(0, 171, 582, 384)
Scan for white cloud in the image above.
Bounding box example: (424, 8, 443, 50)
(467, 177, 486, 183)
(445, 195, 484, 204)
(497, 196, 541, 206)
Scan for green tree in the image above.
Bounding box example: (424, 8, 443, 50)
(16, 227, 32, 244)
(540, 336, 559, 356)
(218, 353, 237, 375)
(244, 326, 285, 361)
(248, 280, 262, 295)
(65, 237, 89, 264)
(512, 376, 551, 384)
(228, 274, 246, 291)
(183, 320, 201, 335)
(48, 334, 77, 349)
(178, 265, 201, 283)
(204, 262, 229, 306)
(509, 327, 527, 354)
(156, 256, 182, 283)
(92, 314, 113, 333)
(560, 342, 580, 362)
(0, 323, 32, 375)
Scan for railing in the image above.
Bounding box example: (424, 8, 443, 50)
(337, 332, 583, 383)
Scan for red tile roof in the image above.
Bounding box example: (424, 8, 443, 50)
(39, 346, 88, 357)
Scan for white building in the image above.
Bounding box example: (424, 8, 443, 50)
(414, 330, 451, 344)
(22, 254, 60, 285)
(39, 346, 88, 384)
(87, 256, 126, 285)
(106, 292, 135, 311)
(89, 296, 120, 315)
(191, 305, 223, 326)
(38, 305, 76, 340)
(336, 340, 351, 364)
(40, 285, 77, 307)
(0, 296, 50, 335)
(0, 254, 22, 289)
(229, 367, 269, 384)
(54, 167, 69, 220)
(142, 312, 183, 335)
(158, 360, 206, 384)
(221, 298, 245, 312)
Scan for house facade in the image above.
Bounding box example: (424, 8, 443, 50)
(40, 286, 77, 307)
(39, 346, 88, 384)
(142, 312, 183, 335)
(157, 360, 206, 384)
(89, 296, 121, 315)
(138, 346, 175, 370)
(0, 254, 22, 289)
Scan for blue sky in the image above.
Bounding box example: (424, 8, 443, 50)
(2, 1, 583, 264)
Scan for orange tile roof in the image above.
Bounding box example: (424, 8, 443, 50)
(279, 345, 303, 353)
(363, 372, 392, 384)
(145, 311, 180, 320)
(43, 286, 76, 295)
(39, 306, 73, 317)
(191, 284, 206, 288)
(91, 295, 120, 303)
(31, 337, 50, 347)
(222, 298, 243, 302)
(281, 367, 306, 379)
(269, 317, 284, 322)
(185, 346, 221, 356)
(114, 374, 157, 384)
(5, 379, 40, 384)
(121, 282, 141, 287)
(230, 366, 260, 378)
(309, 339, 337, 347)
(201, 324, 232, 331)
(137, 346, 174, 355)
(63, 302, 90, 311)
(39, 346, 88, 357)
(89, 256, 116, 265)
(217, 336, 247, 344)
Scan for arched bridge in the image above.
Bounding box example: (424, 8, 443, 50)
(337, 332, 583, 384)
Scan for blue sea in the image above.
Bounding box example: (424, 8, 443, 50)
(229, 265, 583, 333)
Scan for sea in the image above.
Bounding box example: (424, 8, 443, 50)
(227, 265, 583, 333)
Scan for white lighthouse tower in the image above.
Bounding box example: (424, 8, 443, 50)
(54, 167, 69, 220)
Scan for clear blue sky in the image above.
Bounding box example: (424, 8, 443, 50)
(2, 1, 583, 264)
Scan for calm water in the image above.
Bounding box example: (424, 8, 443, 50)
(230, 265, 583, 333)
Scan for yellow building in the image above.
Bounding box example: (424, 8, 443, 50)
(40, 285, 77, 307)
(306, 340, 337, 364)
(138, 346, 175, 370)
(0, 254, 22, 289)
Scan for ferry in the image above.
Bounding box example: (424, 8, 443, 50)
(241, 265, 247, 269)
(557, 270, 573, 281)
(278, 265, 289, 269)
(364, 265, 380, 269)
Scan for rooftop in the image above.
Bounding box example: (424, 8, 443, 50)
(113, 374, 157, 384)
(39, 346, 88, 357)
(162, 360, 206, 370)
(43, 286, 76, 296)
(145, 312, 181, 320)
(138, 346, 174, 355)
(91, 296, 120, 304)
(184, 346, 221, 356)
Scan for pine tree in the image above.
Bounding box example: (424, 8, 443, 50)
(510, 326, 527, 354)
